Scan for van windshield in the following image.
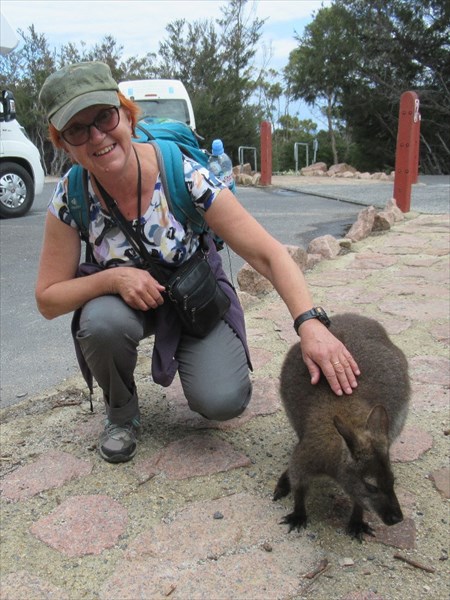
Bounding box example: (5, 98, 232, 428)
(135, 99, 191, 126)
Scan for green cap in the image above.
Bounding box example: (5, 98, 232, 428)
(39, 61, 120, 130)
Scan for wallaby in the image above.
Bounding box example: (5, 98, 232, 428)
(274, 313, 410, 540)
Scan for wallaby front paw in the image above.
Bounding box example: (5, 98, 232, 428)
(346, 519, 375, 541)
(280, 512, 307, 533)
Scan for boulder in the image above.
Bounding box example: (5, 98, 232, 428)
(307, 234, 341, 259)
(252, 173, 261, 186)
(237, 263, 273, 296)
(328, 163, 357, 176)
(345, 206, 376, 242)
(385, 197, 405, 222)
(285, 245, 308, 272)
(236, 173, 253, 186)
(300, 162, 327, 176)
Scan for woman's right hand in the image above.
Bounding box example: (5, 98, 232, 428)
(36, 213, 165, 319)
(113, 267, 166, 311)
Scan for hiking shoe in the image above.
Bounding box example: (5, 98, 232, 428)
(98, 417, 141, 463)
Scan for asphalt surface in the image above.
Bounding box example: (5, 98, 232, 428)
(271, 174, 450, 214)
(0, 175, 449, 600)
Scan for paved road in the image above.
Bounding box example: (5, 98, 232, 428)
(273, 174, 450, 214)
(0, 182, 364, 408)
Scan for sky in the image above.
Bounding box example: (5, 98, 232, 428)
(1, 0, 331, 126)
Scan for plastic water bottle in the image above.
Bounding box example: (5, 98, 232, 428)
(208, 139, 236, 193)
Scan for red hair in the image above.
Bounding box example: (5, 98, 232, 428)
(48, 91, 141, 149)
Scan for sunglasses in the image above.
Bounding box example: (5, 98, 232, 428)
(60, 106, 120, 146)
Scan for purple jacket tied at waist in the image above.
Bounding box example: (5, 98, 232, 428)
(71, 237, 252, 393)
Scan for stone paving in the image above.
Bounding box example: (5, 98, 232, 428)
(0, 209, 449, 599)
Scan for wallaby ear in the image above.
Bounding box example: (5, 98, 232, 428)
(366, 405, 389, 436)
(334, 415, 359, 457)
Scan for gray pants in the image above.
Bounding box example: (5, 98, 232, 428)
(76, 295, 252, 425)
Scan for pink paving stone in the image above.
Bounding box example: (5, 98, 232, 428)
(246, 326, 267, 341)
(350, 252, 398, 269)
(0, 571, 70, 600)
(324, 287, 386, 306)
(409, 356, 450, 385)
(393, 265, 449, 283)
(102, 539, 320, 600)
(366, 517, 416, 550)
(274, 318, 299, 346)
(100, 494, 322, 600)
(376, 279, 447, 299)
(73, 412, 104, 441)
(30, 494, 128, 557)
(375, 233, 434, 250)
(159, 547, 303, 600)
(306, 270, 372, 287)
(249, 346, 275, 370)
(379, 297, 449, 321)
(400, 214, 450, 232)
(257, 298, 289, 321)
(430, 466, 450, 499)
(0, 450, 93, 501)
(391, 425, 433, 462)
(125, 493, 287, 564)
(430, 322, 450, 346)
(411, 382, 449, 412)
(402, 256, 442, 267)
(134, 433, 251, 481)
(371, 314, 412, 335)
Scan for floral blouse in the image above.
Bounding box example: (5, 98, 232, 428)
(48, 155, 226, 268)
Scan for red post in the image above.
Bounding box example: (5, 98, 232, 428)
(393, 91, 421, 212)
(260, 120, 272, 186)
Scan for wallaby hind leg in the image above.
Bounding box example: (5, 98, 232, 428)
(273, 469, 290, 501)
(280, 483, 308, 532)
(347, 502, 375, 541)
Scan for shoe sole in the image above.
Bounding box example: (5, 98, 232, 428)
(98, 446, 137, 464)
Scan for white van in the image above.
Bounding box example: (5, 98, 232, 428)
(118, 79, 196, 130)
(1, 13, 45, 218)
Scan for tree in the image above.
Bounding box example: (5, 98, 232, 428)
(284, 0, 449, 174)
(284, 4, 357, 165)
(155, 0, 265, 163)
(337, 0, 449, 173)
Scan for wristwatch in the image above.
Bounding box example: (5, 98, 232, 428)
(293, 307, 331, 334)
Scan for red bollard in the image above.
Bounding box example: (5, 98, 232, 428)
(260, 120, 272, 186)
(393, 91, 421, 212)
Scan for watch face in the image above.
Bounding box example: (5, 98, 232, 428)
(316, 308, 331, 327)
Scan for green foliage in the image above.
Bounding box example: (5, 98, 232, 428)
(155, 0, 265, 163)
(285, 0, 449, 174)
(272, 118, 319, 172)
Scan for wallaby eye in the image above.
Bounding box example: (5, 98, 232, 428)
(364, 481, 378, 494)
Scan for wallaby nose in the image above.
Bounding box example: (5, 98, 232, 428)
(384, 510, 403, 525)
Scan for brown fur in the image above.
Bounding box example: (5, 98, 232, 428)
(274, 313, 410, 539)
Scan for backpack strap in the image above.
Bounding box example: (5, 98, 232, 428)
(67, 165, 90, 242)
(67, 165, 96, 262)
(148, 139, 206, 233)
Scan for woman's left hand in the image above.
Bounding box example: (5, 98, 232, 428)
(299, 319, 360, 396)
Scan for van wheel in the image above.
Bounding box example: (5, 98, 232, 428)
(0, 162, 35, 218)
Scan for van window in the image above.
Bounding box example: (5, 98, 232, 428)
(118, 79, 196, 129)
(134, 99, 191, 125)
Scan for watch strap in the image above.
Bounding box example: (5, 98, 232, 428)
(293, 307, 331, 333)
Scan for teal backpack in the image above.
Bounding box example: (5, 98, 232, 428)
(66, 118, 224, 251)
